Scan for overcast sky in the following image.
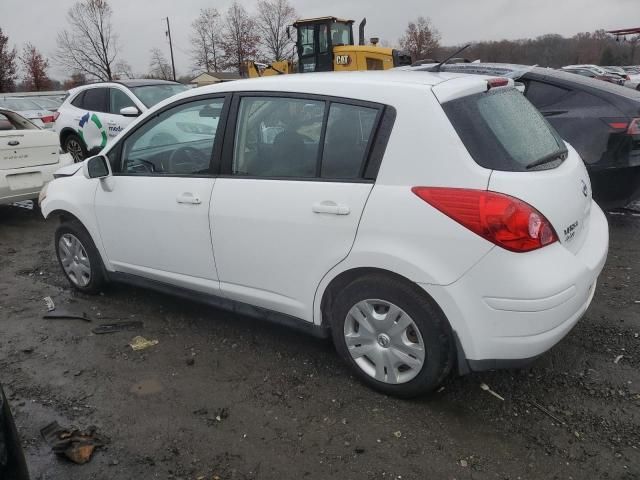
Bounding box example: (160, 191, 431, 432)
(1, 0, 638, 79)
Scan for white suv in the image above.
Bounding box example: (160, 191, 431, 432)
(54, 80, 188, 162)
(40, 71, 609, 397)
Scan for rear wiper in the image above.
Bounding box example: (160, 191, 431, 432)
(525, 148, 568, 170)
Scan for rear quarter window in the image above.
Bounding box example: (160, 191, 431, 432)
(442, 88, 566, 172)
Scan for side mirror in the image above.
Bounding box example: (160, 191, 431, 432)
(120, 106, 140, 117)
(83, 155, 112, 179)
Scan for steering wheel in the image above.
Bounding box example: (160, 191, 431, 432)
(166, 146, 209, 174)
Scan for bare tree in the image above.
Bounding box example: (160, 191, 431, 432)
(256, 0, 297, 62)
(399, 17, 440, 61)
(221, 2, 260, 74)
(56, 0, 119, 81)
(20, 43, 51, 91)
(191, 8, 224, 73)
(0, 28, 18, 92)
(113, 60, 133, 79)
(149, 48, 173, 80)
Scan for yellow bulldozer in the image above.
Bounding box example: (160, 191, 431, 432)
(246, 16, 412, 78)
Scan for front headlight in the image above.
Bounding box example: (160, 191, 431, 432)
(38, 182, 50, 206)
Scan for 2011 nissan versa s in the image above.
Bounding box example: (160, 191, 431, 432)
(40, 71, 609, 397)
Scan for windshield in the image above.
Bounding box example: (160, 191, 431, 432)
(443, 88, 566, 172)
(130, 84, 189, 108)
(331, 23, 352, 45)
(0, 97, 44, 111)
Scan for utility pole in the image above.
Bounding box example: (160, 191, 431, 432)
(164, 17, 177, 81)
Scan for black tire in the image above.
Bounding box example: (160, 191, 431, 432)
(54, 220, 106, 294)
(63, 133, 88, 163)
(330, 274, 454, 398)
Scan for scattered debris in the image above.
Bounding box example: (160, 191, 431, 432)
(40, 421, 106, 464)
(186, 357, 195, 366)
(91, 321, 143, 335)
(43, 310, 91, 322)
(43, 296, 56, 312)
(21, 347, 34, 354)
(354, 447, 365, 454)
(530, 400, 566, 425)
(460, 459, 468, 468)
(480, 382, 505, 401)
(614, 354, 624, 364)
(129, 336, 159, 351)
(437, 386, 445, 393)
(393, 431, 402, 438)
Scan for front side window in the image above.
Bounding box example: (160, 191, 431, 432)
(119, 97, 224, 175)
(322, 103, 378, 179)
(299, 25, 315, 56)
(130, 84, 189, 108)
(319, 24, 329, 53)
(82, 88, 109, 113)
(233, 97, 325, 178)
(110, 88, 136, 114)
(330, 23, 351, 46)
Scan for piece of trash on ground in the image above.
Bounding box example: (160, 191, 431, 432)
(43, 310, 91, 322)
(480, 382, 505, 401)
(529, 400, 566, 425)
(92, 321, 143, 335)
(129, 336, 159, 351)
(614, 354, 624, 364)
(40, 421, 106, 464)
(43, 296, 55, 312)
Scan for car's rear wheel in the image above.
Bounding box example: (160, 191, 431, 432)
(64, 134, 87, 162)
(55, 220, 105, 294)
(330, 274, 454, 397)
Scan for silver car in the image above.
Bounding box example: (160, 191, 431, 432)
(0, 97, 56, 128)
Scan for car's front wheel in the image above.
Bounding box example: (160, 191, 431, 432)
(64, 134, 87, 163)
(55, 220, 105, 294)
(330, 274, 455, 398)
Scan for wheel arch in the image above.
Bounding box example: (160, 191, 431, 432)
(59, 127, 81, 149)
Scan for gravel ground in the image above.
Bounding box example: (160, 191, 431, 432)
(0, 203, 639, 480)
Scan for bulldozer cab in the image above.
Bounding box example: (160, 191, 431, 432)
(292, 17, 354, 73)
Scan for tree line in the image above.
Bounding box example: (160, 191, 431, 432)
(0, 0, 638, 93)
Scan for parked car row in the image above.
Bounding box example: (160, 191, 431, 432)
(561, 64, 640, 90)
(0, 96, 57, 129)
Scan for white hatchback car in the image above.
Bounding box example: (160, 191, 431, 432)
(40, 71, 609, 397)
(0, 108, 72, 205)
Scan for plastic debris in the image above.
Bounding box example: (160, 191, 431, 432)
(40, 421, 106, 464)
(43, 310, 91, 322)
(129, 336, 159, 351)
(92, 321, 143, 335)
(460, 459, 468, 468)
(614, 354, 624, 364)
(480, 382, 505, 401)
(43, 296, 55, 312)
(393, 431, 402, 438)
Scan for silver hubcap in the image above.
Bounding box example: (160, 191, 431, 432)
(58, 233, 91, 287)
(344, 299, 425, 384)
(67, 139, 84, 162)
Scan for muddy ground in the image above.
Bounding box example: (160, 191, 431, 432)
(0, 203, 639, 480)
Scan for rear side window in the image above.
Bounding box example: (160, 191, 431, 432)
(525, 81, 570, 108)
(71, 91, 85, 108)
(81, 88, 108, 113)
(443, 88, 566, 172)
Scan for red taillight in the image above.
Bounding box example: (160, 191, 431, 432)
(53, 111, 60, 121)
(487, 77, 509, 89)
(411, 187, 558, 253)
(41, 115, 55, 124)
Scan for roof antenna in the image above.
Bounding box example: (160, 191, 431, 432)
(427, 44, 471, 72)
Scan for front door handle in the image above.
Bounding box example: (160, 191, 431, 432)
(176, 192, 202, 205)
(312, 201, 350, 215)
(7, 140, 19, 146)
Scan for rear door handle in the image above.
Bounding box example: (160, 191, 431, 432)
(312, 201, 350, 215)
(176, 192, 202, 205)
(7, 140, 19, 146)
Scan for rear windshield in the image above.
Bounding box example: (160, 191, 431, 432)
(442, 88, 567, 171)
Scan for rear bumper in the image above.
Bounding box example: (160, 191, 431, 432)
(0, 153, 73, 205)
(422, 202, 608, 368)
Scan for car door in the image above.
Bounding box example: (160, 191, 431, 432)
(94, 95, 228, 294)
(76, 87, 110, 153)
(106, 88, 142, 140)
(210, 93, 384, 321)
